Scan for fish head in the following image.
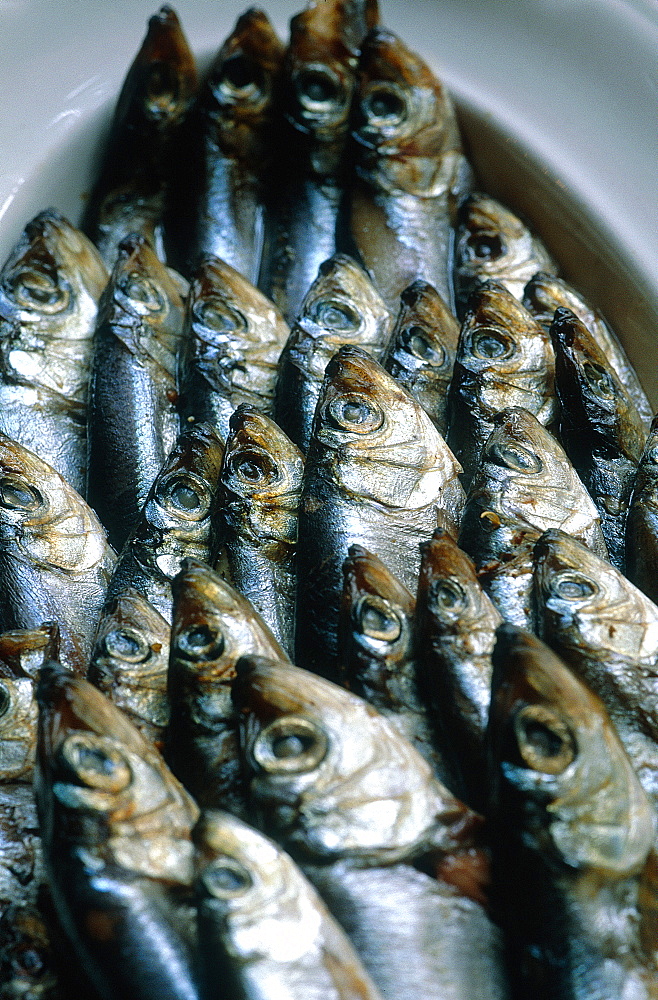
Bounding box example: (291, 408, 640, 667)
(522, 272, 592, 331)
(108, 235, 184, 353)
(0, 669, 38, 781)
(387, 279, 458, 378)
(418, 528, 502, 636)
(234, 655, 477, 864)
(207, 8, 284, 125)
(488, 624, 657, 875)
(0, 622, 60, 679)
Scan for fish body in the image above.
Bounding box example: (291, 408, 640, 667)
(627, 416, 658, 603)
(296, 345, 464, 677)
(178, 255, 290, 439)
(0, 210, 108, 495)
(82, 5, 198, 268)
(87, 234, 186, 551)
(350, 28, 473, 313)
(0, 783, 44, 937)
(274, 254, 392, 453)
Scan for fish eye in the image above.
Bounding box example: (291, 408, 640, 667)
(0, 477, 43, 513)
(253, 716, 328, 774)
(229, 449, 278, 488)
(217, 54, 264, 98)
(0, 683, 11, 719)
(157, 475, 211, 521)
(10, 268, 69, 313)
(513, 704, 577, 775)
(200, 857, 254, 899)
(583, 362, 616, 400)
(326, 393, 384, 434)
(311, 298, 361, 333)
(103, 627, 151, 664)
(194, 298, 247, 334)
(487, 441, 543, 474)
(465, 233, 504, 260)
(295, 66, 343, 110)
(362, 84, 408, 126)
(356, 595, 402, 642)
(145, 61, 180, 115)
(121, 271, 165, 313)
(429, 578, 466, 617)
(470, 327, 515, 361)
(59, 734, 132, 792)
(551, 572, 598, 601)
(175, 623, 225, 662)
(402, 325, 445, 366)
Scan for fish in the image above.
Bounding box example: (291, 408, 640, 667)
(177, 255, 290, 440)
(165, 557, 288, 815)
(0, 209, 108, 495)
(274, 254, 393, 453)
(415, 528, 502, 812)
(104, 421, 225, 623)
(81, 5, 198, 268)
(193, 810, 385, 1000)
(381, 279, 460, 435)
(87, 588, 171, 749)
(487, 623, 658, 1000)
(0, 621, 60, 680)
(0, 785, 46, 965)
(86, 233, 186, 552)
(218, 404, 304, 655)
(447, 280, 556, 490)
(533, 528, 658, 806)
(523, 270, 653, 431)
(550, 306, 647, 571)
(627, 415, 658, 604)
(350, 27, 474, 313)
(453, 193, 558, 317)
(0, 434, 116, 674)
(295, 344, 465, 678)
(259, 0, 379, 325)
(34, 663, 202, 1000)
(167, 8, 285, 284)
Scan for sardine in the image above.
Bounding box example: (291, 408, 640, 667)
(274, 254, 392, 453)
(381, 279, 460, 435)
(295, 344, 464, 677)
(218, 404, 304, 654)
(88, 588, 171, 749)
(447, 280, 556, 489)
(82, 5, 198, 268)
(0, 785, 45, 960)
(627, 415, 658, 604)
(0, 622, 59, 680)
(453, 193, 558, 317)
(105, 421, 225, 622)
(350, 28, 473, 313)
(87, 233, 186, 552)
(0, 209, 108, 495)
(193, 810, 385, 1000)
(167, 9, 284, 284)
(488, 623, 658, 1000)
(524, 270, 653, 432)
(34, 663, 202, 1000)
(415, 528, 502, 812)
(0, 434, 116, 673)
(166, 557, 288, 815)
(178, 254, 290, 440)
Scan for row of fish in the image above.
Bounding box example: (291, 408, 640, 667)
(2, 0, 658, 998)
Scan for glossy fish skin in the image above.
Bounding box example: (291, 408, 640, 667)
(274, 254, 393, 453)
(82, 5, 198, 268)
(453, 193, 558, 318)
(488, 624, 658, 1000)
(218, 404, 304, 655)
(0, 209, 108, 495)
(259, 0, 378, 324)
(0, 434, 116, 674)
(193, 810, 385, 1000)
(337, 544, 447, 783)
(523, 271, 653, 432)
(0, 784, 45, 965)
(381, 279, 460, 436)
(533, 529, 658, 805)
(447, 281, 556, 490)
(295, 344, 465, 678)
(550, 306, 647, 571)
(0, 621, 60, 681)
(168, 9, 284, 284)
(350, 28, 473, 314)
(627, 416, 658, 603)
(415, 528, 502, 813)
(34, 664, 202, 1000)
(178, 255, 290, 440)
(88, 589, 171, 749)
(105, 421, 225, 623)
(166, 558, 288, 815)
(87, 234, 186, 552)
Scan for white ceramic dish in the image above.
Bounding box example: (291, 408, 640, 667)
(1, 0, 657, 395)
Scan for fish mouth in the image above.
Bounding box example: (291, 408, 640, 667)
(232, 655, 308, 723)
(343, 544, 415, 612)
